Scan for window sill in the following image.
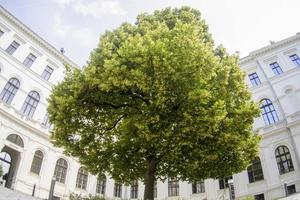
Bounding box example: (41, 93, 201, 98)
(28, 172, 41, 179)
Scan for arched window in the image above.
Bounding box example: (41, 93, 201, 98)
(76, 167, 88, 190)
(247, 157, 264, 183)
(30, 150, 43, 175)
(0, 78, 20, 104)
(260, 99, 279, 125)
(275, 145, 294, 174)
(96, 176, 106, 195)
(6, 134, 24, 147)
(168, 178, 179, 197)
(53, 158, 68, 183)
(21, 91, 40, 118)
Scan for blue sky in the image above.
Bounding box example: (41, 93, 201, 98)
(1, 0, 300, 67)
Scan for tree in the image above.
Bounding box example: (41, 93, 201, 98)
(48, 7, 260, 200)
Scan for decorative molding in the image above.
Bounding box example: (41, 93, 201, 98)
(12, 33, 26, 44)
(240, 34, 300, 64)
(29, 46, 42, 57)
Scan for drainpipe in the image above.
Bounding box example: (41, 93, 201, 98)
(255, 60, 300, 172)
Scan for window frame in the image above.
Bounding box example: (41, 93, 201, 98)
(192, 180, 205, 193)
(53, 158, 68, 184)
(275, 145, 294, 174)
(0, 77, 20, 104)
(247, 157, 264, 183)
(269, 62, 283, 75)
(96, 176, 106, 195)
(130, 181, 138, 199)
(75, 167, 89, 190)
(219, 176, 232, 190)
(254, 193, 265, 200)
(248, 72, 261, 86)
(23, 53, 37, 68)
(5, 41, 20, 55)
(114, 182, 122, 198)
(260, 99, 279, 125)
(20, 91, 40, 118)
(41, 65, 54, 81)
(30, 150, 44, 175)
(289, 54, 300, 67)
(168, 178, 179, 197)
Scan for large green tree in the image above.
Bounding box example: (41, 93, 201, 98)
(48, 7, 260, 200)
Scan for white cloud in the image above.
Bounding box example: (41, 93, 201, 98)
(53, 0, 74, 8)
(74, 0, 126, 17)
(53, 15, 97, 47)
(53, 0, 126, 17)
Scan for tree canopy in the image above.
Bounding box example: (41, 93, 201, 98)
(48, 6, 260, 200)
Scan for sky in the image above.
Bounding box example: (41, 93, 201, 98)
(1, 0, 300, 67)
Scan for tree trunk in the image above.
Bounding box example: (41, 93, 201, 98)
(144, 159, 157, 200)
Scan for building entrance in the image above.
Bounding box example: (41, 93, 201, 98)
(0, 147, 21, 188)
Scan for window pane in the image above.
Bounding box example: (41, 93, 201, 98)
(0, 78, 20, 104)
(289, 54, 300, 67)
(41, 66, 54, 81)
(21, 91, 40, 118)
(275, 146, 294, 174)
(260, 99, 279, 125)
(248, 72, 261, 86)
(5, 41, 20, 55)
(23, 53, 36, 68)
(168, 178, 179, 197)
(76, 167, 88, 190)
(247, 157, 264, 183)
(30, 150, 43, 175)
(269, 62, 283, 75)
(54, 158, 68, 183)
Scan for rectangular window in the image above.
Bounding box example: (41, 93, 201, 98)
(23, 53, 37, 68)
(269, 62, 283, 75)
(192, 181, 205, 193)
(130, 181, 138, 199)
(289, 54, 300, 67)
(6, 41, 20, 55)
(96, 178, 106, 195)
(114, 183, 122, 197)
(248, 72, 261, 86)
(153, 181, 157, 198)
(41, 66, 54, 81)
(287, 184, 296, 195)
(168, 178, 179, 197)
(254, 193, 265, 200)
(42, 113, 52, 129)
(219, 176, 232, 189)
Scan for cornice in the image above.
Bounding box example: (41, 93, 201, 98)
(0, 5, 80, 70)
(0, 103, 50, 140)
(240, 34, 300, 65)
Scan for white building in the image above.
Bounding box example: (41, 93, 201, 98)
(0, 5, 300, 200)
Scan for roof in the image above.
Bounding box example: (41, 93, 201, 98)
(240, 33, 300, 64)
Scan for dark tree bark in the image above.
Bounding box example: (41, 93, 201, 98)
(144, 159, 157, 200)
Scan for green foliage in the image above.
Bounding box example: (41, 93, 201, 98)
(48, 6, 260, 187)
(69, 193, 105, 200)
(236, 196, 255, 200)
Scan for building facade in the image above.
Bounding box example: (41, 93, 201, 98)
(0, 5, 300, 200)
